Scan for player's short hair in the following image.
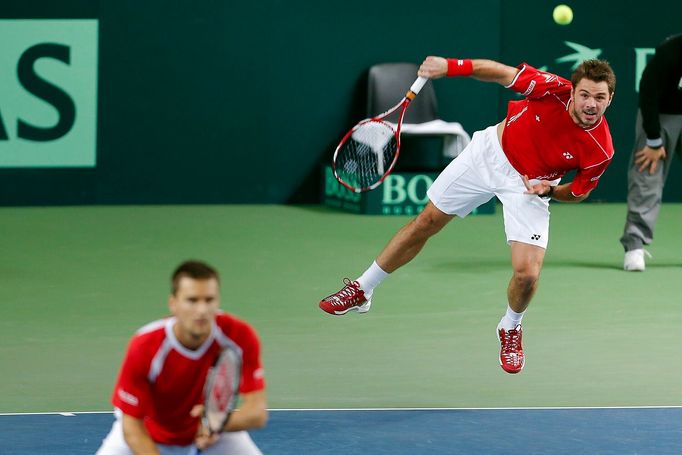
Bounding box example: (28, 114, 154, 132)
(171, 260, 219, 294)
(571, 59, 616, 94)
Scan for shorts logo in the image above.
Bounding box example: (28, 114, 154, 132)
(563, 151, 574, 159)
(531, 234, 541, 241)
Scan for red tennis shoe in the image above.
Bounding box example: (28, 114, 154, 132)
(497, 325, 525, 374)
(319, 278, 372, 315)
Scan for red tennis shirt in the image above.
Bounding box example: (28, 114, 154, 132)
(501, 63, 615, 196)
(111, 312, 265, 445)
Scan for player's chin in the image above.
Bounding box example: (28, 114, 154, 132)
(581, 112, 598, 125)
(191, 320, 211, 336)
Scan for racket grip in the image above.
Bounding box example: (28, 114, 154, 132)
(408, 76, 429, 96)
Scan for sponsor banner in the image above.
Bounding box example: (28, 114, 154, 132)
(322, 166, 495, 216)
(0, 20, 98, 167)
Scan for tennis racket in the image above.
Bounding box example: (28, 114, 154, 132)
(192, 345, 242, 453)
(332, 76, 429, 193)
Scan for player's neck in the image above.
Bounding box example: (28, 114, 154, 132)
(173, 323, 209, 350)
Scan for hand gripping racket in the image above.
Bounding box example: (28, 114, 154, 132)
(332, 76, 429, 193)
(192, 346, 242, 454)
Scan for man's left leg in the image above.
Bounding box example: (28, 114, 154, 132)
(507, 241, 545, 313)
(497, 241, 545, 374)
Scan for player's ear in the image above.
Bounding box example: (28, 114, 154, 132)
(168, 294, 177, 314)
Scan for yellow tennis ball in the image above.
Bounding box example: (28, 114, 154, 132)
(553, 4, 573, 25)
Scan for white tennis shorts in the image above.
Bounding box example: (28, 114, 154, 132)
(427, 125, 553, 249)
(95, 414, 262, 455)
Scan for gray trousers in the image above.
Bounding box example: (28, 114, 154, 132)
(620, 110, 682, 251)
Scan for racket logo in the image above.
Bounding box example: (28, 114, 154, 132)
(211, 363, 233, 412)
(332, 76, 429, 193)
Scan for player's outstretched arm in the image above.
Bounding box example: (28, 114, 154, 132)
(418, 56, 518, 86)
(224, 390, 268, 432)
(121, 413, 162, 455)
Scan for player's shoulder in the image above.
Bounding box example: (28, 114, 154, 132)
(514, 63, 571, 84)
(129, 318, 169, 348)
(215, 312, 260, 347)
(509, 63, 572, 99)
(215, 311, 253, 329)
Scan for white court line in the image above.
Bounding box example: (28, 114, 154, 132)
(2, 405, 682, 416)
(270, 405, 682, 411)
(0, 411, 113, 416)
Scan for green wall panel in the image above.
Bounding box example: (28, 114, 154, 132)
(0, 1, 679, 204)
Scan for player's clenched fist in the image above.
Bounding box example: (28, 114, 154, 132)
(418, 56, 448, 79)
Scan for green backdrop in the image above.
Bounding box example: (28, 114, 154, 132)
(0, 0, 680, 205)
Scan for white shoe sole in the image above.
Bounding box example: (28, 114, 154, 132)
(333, 299, 372, 315)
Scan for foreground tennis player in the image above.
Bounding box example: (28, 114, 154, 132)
(97, 260, 267, 454)
(320, 56, 616, 374)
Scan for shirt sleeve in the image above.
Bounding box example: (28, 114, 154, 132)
(638, 42, 671, 142)
(237, 323, 266, 394)
(111, 338, 152, 419)
(570, 159, 611, 197)
(506, 63, 572, 99)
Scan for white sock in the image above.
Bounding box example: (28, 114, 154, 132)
(499, 305, 524, 330)
(356, 261, 389, 296)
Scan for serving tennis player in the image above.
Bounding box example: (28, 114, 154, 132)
(320, 56, 616, 374)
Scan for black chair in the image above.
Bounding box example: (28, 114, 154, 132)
(366, 62, 470, 167)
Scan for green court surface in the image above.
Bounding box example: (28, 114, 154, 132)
(1, 203, 681, 413)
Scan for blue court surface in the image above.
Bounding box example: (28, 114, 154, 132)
(1, 407, 680, 454)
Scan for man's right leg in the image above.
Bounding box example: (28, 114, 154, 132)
(319, 125, 496, 316)
(319, 202, 454, 315)
(376, 202, 455, 272)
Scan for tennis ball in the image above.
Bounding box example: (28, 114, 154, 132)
(553, 4, 573, 25)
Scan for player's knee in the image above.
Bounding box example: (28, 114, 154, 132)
(512, 268, 540, 290)
(412, 209, 449, 237)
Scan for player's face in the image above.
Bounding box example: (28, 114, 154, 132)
(570, 79, 612, 128)
(169, 277, 220, 348)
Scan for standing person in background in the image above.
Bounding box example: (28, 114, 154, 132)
(621, 34, 682, 271)
(96, 260, 267, 455)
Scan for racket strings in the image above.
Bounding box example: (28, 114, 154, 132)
(204, 349, 241, 433)
(336, 120, 398, 190)
(211, 364, 235, 411)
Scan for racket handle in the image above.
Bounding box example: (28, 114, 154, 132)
(408, 76, 429, 96)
